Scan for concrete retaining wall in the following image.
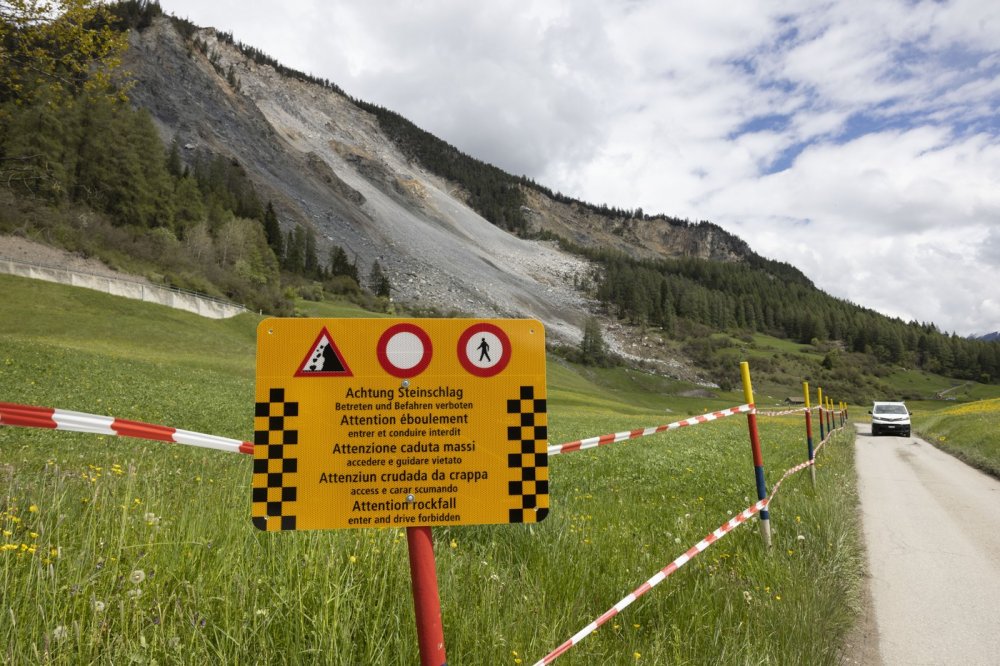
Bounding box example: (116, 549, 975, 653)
(0, 258, 248, 319)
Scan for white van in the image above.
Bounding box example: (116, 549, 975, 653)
(869, 401, 911, 437)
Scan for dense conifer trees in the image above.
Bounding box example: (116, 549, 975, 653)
(585, 250, 999, 382)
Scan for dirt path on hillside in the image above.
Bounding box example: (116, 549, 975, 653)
(853, 424, 1000, 664)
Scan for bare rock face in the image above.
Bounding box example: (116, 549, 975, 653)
(121, 18, 753, 353)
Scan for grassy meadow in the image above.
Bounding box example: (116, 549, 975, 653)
(1, 274, 863, 664)
(912, 398, 1000, 478)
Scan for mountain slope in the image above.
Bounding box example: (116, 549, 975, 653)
(124, 19, 595, 340)
(122, 17, 772, 343)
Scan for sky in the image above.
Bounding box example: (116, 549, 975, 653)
(157, 0, 1000, 336)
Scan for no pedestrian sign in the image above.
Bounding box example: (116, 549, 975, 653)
(253, 318, 548, 531)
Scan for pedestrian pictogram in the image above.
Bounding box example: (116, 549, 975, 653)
(377, 323, 433, 378)
(458, 323, 511, 377)
(295, 327, 352, 377)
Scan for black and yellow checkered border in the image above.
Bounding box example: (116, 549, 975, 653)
(506, 385, 549, 523)
(252, 387, 299, 531)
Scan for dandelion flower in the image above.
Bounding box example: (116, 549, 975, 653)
(634, 652, 642, 660)
(449, 539, 457, 549)
(129, 569, 146, 585)
(28, 505, 38, 513)
(349, 555, 357, 564)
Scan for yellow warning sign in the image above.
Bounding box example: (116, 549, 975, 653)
(253, 318, 548, 531)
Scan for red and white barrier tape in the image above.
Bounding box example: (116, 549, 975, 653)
(534, 420, 850, 665)
(547, 403, 755, 456)
(756, 407, 807, 417)
(4, 400, 760, 460)
(0, 403, 253, 455)
(533, 497, 768, 665)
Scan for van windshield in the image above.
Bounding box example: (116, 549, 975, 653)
(874, 404, 907, 415)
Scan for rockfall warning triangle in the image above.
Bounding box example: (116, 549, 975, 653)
(295, 327, 353, 377)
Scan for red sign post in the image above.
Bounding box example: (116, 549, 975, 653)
(407, 526, 448, 666)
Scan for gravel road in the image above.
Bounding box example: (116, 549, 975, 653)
(854, 424, 1000, 665)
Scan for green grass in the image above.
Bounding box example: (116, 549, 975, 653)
(293, 297, 392, 319)
(881, 368, 954, 398)
(748, 334, 821, 358)
(2, 278, 864, 664)
(0, 274, 260, 377)
(912, 398, 1000, 478)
